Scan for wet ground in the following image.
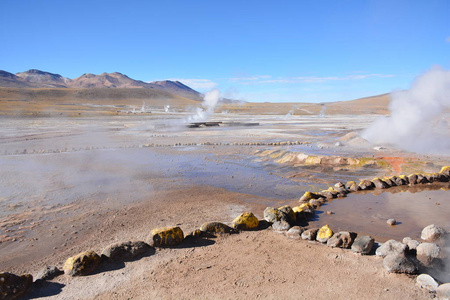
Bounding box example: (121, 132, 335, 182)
(0, 113, 449, 270)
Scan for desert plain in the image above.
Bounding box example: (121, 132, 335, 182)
(0, 92, 449, 299)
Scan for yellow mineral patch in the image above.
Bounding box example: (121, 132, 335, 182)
(232, 212, 259, 230)
(269, 151, 286, 159)
(440, 166, 450, 173)
(292, 206, 304, 213)
(149, 226, 184, 247)
(299, 203, 314, 210)
(317, 225, 333, 242)
(63, 251, 101, 276)
(305, 156, 322, 165)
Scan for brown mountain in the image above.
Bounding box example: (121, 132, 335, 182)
(15, 69, 69, 88)
(69, 72, 151, 89)
(0, 70, 39, 88)
(151, 80, 203, 101)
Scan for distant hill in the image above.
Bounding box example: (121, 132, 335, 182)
(0, 69, 205, 102)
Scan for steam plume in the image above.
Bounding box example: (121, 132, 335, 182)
(362, 66, 450, 155)
(187, 89, 221, 122)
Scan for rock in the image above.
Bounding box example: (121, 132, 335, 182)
(185, 229, 203, 239)
(386, 219, 397, 225)
(301, 228, 319, 240)
(35, 266, 63, 281)
(263, 207, 285, 223)
(416, 274, 440, 292)
(382, 177, 397, 187)
(416, 243, 441, 266)
(0, 272, 33, 299)
(402, 237, 420, 251)
(199, 222, 237, 234)
(326, 211, 333, 215)
(408, 174, 418, 185)
(272, 220, 291, 232)
(383, 254, 418, 274)
(372, 178, 389, 189)
(285, 226, 304, 240)
(146, 226, 184, 247)
(335, 141, 343, 146)
(316, 225, 333, 243)
(421, 224, 447, 242)
(327, 231, 357, 248)
(351, 235, 375, 255)
(299, 191, 323, 202)
(232, 212, 259, 230)
(358, 180, 375, 190)
(392, 175, 408, 186)
(297, 203, 315, 216)
(278, 205, 296, 224)
(375, 240, 408, 257)
(440, 166, 450, 176)
(309, 198, 324, 208)
(63, 251, 102, 276)
(101, 241, 152, 261)
(437, 283, 450, 300)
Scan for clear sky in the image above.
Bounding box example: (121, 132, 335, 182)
(1, 0, 449, 102)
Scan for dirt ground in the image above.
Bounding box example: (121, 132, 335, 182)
(0, 113, 448, 299)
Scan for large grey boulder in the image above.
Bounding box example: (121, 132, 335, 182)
(416, 243, 441, 267)
(351, 235, 375, 255)
(383, 254, 418, 274)
(421, 224, 447, 242)
(416, 274, 440, 292)
(375, 239, 408, 257)
(437, 283, 450, 300)
(327, 231, 357, 249)
(272, 219, 291, 232)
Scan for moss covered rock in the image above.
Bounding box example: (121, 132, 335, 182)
(146, 226, 184, 247)
(63, 251, 102, 276)
(232, 212, 259, 230)
(317, 225, 334, 243)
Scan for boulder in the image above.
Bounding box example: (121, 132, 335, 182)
(146, 226, 184, 247)
(437, 283, 450, 300)
(285, 226, 304, 240)
(199, 222, 237, 234)
(263, 207, 285, 223)
(392, 175, 408, 186)
(299, 191, 323, 203)
(297, 203, 315, 216)
(272, 220, 291, 232)
(309, 198, 324, 208)
(358, 180, 374, 190)
(278, 205, 296, 224)
(301, 228, 319, 241)
(101, 241, 152, 261)
(35, 266, 63, 281)
(63, 251, 102, 276)
(316, 225, 333, 243)
(185, 229, 204, 239)
(416, 174, 429, 184)
(383, 254, 418, 274)
(407, 174, 418, 185)
(375, 240, 408, 257)
(383, 177, 397, 187)
(232, 212, 259, 230)
(440, 166, 450, 176)
(372, 178, 389, 189)
(351, 235, 374, 255)
(416, 274, 440, 292)
(0, 272, 33, 299)
(327, 231, 357, 248)
(402, 237, 420, 251)
(421, 224, 447, 242)
(416, 243, 441, 267)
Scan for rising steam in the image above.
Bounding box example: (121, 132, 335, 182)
(362, 66, 450, 155)
(187, 89, 221, 122)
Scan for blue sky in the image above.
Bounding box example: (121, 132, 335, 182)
(1, 0, 449, 102)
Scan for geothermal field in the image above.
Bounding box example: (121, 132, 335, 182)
(0, 70, 450, 300)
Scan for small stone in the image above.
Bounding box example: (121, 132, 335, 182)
(416, 274, 440, 292)
(402, 237, 420, 251)
(35, 266, 63, 281)
(301, 228, 318, 241)
(416, 243, 441, 267)
(316, 225, 333, 243)
(327, 231, 357, 248)
(326, 211, 333, 215)
(351, 235, 375, 255)
(383, 254, 418, 274)
(0, 272, 33, 299)
(146, 226, 184, 247)
(63, 251, 102, 276)
(285, 226, 304, 240)
(386, 219, 396, 226)
(272, 220, 291, 232)
(421, 224, 446, 242)
(375, 240, 408, 257)
(232, 212, 259, 230)
(437, 283, 450, 300)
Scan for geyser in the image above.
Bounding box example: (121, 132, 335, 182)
(362, 66, 450, 155)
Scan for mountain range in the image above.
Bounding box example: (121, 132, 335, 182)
(0, 69, 203, 101)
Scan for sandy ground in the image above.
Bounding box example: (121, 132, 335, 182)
(0, 113, 448, 299)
